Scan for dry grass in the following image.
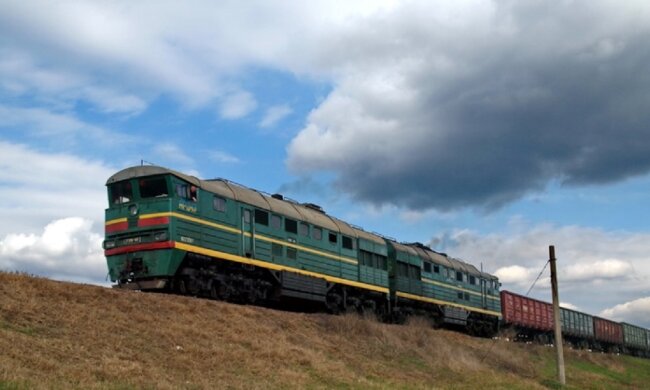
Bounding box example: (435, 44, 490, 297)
(1, 272, 648, 389)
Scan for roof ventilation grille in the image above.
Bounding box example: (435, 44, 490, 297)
(303, 203, 325, 213)
(271, 193, 284, 200)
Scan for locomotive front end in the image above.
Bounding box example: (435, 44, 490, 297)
(104, 167, 184, 290)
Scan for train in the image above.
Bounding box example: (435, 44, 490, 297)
(103, 165, 650, 357)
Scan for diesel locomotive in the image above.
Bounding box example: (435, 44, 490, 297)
(104, 165, 502, 336)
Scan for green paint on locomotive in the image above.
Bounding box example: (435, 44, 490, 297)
(103, 165, 501, 319)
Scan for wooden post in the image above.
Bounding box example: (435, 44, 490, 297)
(550, 245, 566, 385)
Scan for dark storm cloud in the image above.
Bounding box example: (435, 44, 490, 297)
(287, 1, 650, 210)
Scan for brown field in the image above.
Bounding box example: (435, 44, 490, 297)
(1, 272, 649, 389)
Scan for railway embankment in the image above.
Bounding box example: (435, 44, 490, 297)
(1, 271, 649, 389)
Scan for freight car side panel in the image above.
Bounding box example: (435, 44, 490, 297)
(593, 317, 624, 345)
(560, 307, 594, 338)
(501, 291, 553, 331)
(622, 322, 648, 350)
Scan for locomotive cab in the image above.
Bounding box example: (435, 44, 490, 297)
(104, 167, 190, 289)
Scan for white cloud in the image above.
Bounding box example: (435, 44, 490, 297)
(259, 104, 292, 128)
(0, 217, 108, 285)
(81, 86, 147, 115)
(430, 220, 650, 317)
(601, 297, 650, 328)
(0, 104, 139, 147)
(0, 1, 405, 114)
(560, 302, 579, 311)
(0, 142, 118, 285)
(564, 259, 633, 282)
(0, 141, 113, 235)
(0, 52, 147, 115)
(494, 265, 531, 285)
(209, 150, 240, 164)
(218, 90, 257, 119)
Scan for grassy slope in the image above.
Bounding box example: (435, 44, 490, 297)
(1, 272, 649, 389)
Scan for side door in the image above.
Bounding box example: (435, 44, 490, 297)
(241, 206, 254, 258)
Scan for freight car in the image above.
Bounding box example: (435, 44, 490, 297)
(104, 165, 501, 336)
(500, 290, 553, 343)
(621, 322, 648, 357)
(560, 306, 594, 349)
(501, 291, 650, 357)
(593, 317, 624, 352)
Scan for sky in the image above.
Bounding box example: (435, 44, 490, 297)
(1, 0, 650, 327)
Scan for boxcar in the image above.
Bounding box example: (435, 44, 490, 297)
(622, 322, 648, 352)
(501, 291, 553, 332)
(593, 317, 624, 346)
(560, 307, 594, 340)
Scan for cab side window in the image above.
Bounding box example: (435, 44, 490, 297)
(271, 214, 282, 230)
(312, 227, 322, 240)
(176, 184, 186, 198)
(342, 236, 353, 250)
(175, 183, 198, 202)
(299, 222, 309, 237)
(285, 218, 298, 234)
(255, 209, 269, 225)
(213, 196, 226, 212)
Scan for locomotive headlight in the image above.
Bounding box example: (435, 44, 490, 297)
(153, 231, 168, 241)
(129, 205, 138, 215)
(103, 240, 116, 249)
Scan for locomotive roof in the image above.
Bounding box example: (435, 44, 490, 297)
(401, 243, 498, 280)
(107, 165, 384, 244)
(107, 165, 201, 186)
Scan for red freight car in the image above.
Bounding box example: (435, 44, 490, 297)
(593, 317, 624, 345)
(501, 290, 554, 331)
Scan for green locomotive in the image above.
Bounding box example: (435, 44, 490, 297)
(104, 165, 501, 335)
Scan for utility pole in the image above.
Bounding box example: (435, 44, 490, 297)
(550, 245, 566, 386)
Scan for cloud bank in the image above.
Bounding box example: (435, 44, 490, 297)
(5, 1, 650, 211)
(0, 217, 108, 285)
(0, 141, 113, 234)
(286, 1, 650, 210)
(601, 297, 650, 328)
(429, 220, 650, 326)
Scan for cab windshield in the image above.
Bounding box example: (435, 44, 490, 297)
(110, 181, 133, 204)
(139, 177, 169, 198)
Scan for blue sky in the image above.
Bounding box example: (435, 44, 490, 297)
(1, 0, 650, 327)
